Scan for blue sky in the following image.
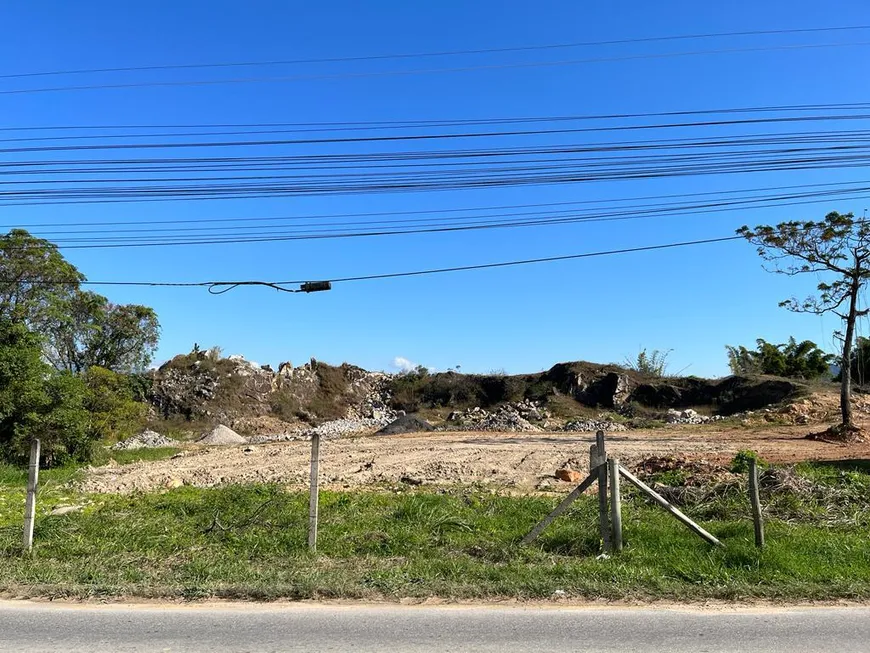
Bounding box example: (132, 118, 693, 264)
(2, 0, 870, 377)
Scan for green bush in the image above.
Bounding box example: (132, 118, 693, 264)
(730, 450, 766, 474)
(83, 366, 147, 442)
(726, 338, 833, 379)
(624, 348, 672, 378)
(0, 320, 96, 467)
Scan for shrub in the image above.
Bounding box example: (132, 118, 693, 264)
(0, 320, 99, 467)
(624, 348, 672, 378)
(83, 366, 147, 442)
(726, 338, 833, 379)
(730, 450, 766, 474)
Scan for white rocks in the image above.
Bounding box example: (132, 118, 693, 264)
(665, 409, 726, 425)
(111, 430, 179, 450)
(305, 417, 391, 439)
(445, 404, 542, 432)
(563, 419, 628, 433)
(197, 424, 247, 445)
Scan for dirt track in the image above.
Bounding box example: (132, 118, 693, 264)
(81, 423, 870, 494)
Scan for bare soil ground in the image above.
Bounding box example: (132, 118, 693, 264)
(81, 418, 870, 494)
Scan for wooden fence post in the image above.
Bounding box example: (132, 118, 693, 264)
(608, 457, 622, 552)
(308, 433, 320, 552)
(595, 431, 610, 552)
(748, 458, 764, 548)
(22, 439, 40, 553)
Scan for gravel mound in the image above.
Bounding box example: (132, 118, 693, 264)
(111, 430, 179, 450)
(376, 414, 434, 435)
(197, 424, 247, 445)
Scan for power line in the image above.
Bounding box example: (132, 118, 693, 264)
(8, 184, 870, 249)
(5, 178, 866, 230)
(4, 139, 870, 205)
(3, 41, 869, 96)
(4, 25, 868, 80)
(4, 112, 870, 155)
(2, 235, 743, 290)
(3, 101, 869, 134)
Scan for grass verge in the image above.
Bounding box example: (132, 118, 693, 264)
(0, 460, 869, 601)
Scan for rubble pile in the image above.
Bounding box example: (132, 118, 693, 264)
(111, 430, 180, 450)
(303, 417, 392, 439)
(563, 419, 628, 432)
(665, 409, 726, 425)
(445, 404, 543, 432)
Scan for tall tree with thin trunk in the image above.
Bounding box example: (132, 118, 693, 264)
(738, 212, 870, 431)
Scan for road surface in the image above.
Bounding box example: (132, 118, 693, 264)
(1, 602, 868, 652)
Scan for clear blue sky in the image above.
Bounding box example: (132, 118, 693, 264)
(2, 1, 870, 377)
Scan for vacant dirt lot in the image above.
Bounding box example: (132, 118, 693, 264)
(81, 421, 870, 494)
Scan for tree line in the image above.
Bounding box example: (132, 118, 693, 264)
(1, 229, 159, 466)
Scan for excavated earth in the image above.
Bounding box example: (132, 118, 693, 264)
(81, 416, 870, 494)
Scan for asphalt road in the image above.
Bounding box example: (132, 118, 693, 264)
(1, 602, 868, 652)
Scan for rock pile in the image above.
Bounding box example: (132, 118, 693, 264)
(246, 433, 302, 444)
(197, 424, 247, 445)
(563, 419, 628, 433)
(346, 374, 397, 422)
(111, 430, 179, 450)
(304, 417, 391, 439)
(665, 409, 726, 425)
(446, 404, 542, 432)
(513, 398, 550, 421)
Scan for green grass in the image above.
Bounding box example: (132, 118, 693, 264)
(1, 462, 869, 601)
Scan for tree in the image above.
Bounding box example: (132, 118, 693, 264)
(726, 337, 833, 379)
(0, 319, 92, 466)
(738, 212, 870, 430)
(0, 229, 83, 330)
(836, 336, 870, 387)
(45, 290, 160, 374)
(82, 366, 147, 442)
(0, 230, 160, 374)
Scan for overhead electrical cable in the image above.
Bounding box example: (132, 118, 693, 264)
(4, 24, 869, 80)
(5, 185, 870, 249)
(3, 101, 870, 134)
(0, 235, 743, 290)
(4, 112, 870, 154)
(3, 41, 870, 95)
(4, 178, 865, 230)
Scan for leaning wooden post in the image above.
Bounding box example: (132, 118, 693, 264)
(748, 458, 764, 549)
(618, 464, 722, 547)
(594, 430, 611, 552)
(308, 433, 320, 552)
(521, 471, 598, 544)
(608, 457, 623, 552)
(22, 439, 40, 553)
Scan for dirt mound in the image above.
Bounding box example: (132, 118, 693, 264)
(806, 423, 866, 443)
(197, 424, 247, 445)
(111, 430, 179, 450)
(376, 414, 434, 435)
